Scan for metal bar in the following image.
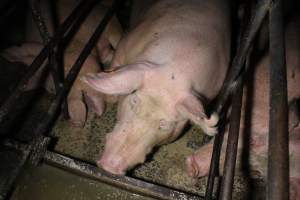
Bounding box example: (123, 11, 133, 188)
(205, 1, 271, 199)
(0, 140, 31, 200)
(44, 151, 201, 200)
(32, 0, 121, 139)
(0, 0, 95, 125)
(267, 0, 289, 199)
(214, 0, 271, 115)
(30, 0, 51, 43)
(30, 0, 64, 93)
(219, 77, 243, 200)
(204, 130, 224, 200)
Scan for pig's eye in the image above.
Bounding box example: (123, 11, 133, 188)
(159, 119, 173, 131)
(130, 94, 140, 109)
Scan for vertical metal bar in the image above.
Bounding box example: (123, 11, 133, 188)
(214, 0, 270, 115)
(268, 0, 289, 199)
(205, 1, 271, 198)
(219, 77, 243, 200)
(0, 0, 95, 125)
(204, 129, 224, 200)
(30, 0, 64, 93)
(32, 0, 122, 138)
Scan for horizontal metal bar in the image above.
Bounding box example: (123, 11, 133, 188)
(44, 151, 201, 200)
(267, 0, 289, 199)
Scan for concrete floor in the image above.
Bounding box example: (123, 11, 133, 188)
(52, 103, 265, 199)
(0, 58, 265, 199)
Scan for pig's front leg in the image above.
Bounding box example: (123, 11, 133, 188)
(176, 95, 219, 136)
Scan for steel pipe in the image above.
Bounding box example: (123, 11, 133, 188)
(214, 0, 271, 115)
(0, 140, 31, 200)
(219, 77, 243, 200)
(44, 151, 201, 200)
(267, 0, 289, 199)
(33, 0, 122, 138)
(0, 0, 96, 125)
(205, 0, 271, 199)
(30, 0, 64, 93)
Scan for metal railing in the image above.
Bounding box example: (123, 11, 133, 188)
(0, 0, 289, 199)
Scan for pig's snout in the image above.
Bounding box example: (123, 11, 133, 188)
(97, 155, 127, 175)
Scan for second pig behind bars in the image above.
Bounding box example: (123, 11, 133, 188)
(186, 10, 300, 200)
(1, 0, 123, 127)
(82, 0, 231, 175)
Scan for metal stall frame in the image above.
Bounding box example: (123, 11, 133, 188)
(0, 0, 202, 199)
(0, 0, 289, 199)
(205, 0, 289, 199)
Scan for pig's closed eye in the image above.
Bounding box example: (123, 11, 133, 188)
(130, 94, 140, 110)
(159, 119, 173, 131)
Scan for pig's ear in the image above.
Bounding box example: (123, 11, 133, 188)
(81, 64, 145, 95)
(176, 94, 219, 136)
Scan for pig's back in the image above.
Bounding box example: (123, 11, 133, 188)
(114, 0, 231, 99)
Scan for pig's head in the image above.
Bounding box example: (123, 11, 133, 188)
(81, 64, 218, 175)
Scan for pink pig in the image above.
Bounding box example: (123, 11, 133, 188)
(82, 0, 231, 175)
(1, 0, 123, 127)
(25, 0, 123, 66)
(1, 43, 106, 127)
(185, 15, 300, 199)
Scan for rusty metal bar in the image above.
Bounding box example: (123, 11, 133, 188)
(267, 0, 289, 199)
(0, 0, 95, 125)
(219, 77, 243, 200)
(44, 151, 201, 200)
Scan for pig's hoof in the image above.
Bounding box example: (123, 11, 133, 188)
(204, 126, 218, 136)
(203, 112, 219, 136)
(290, 178, 300, 200)
(185, 154, 209, 178)
(68, 99, 87, 128)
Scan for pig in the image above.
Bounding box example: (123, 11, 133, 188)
(1, 0, 123, 127)
(185, 15, 300, 199)
(81, 0, 231, 175)
(1, 42, 106, 127)
(25, 0, 123, 66)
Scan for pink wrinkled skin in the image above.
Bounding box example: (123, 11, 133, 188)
(186, 16, 300, 199)
(1, 0, 123, 127)
(82, 0, 231, 175)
